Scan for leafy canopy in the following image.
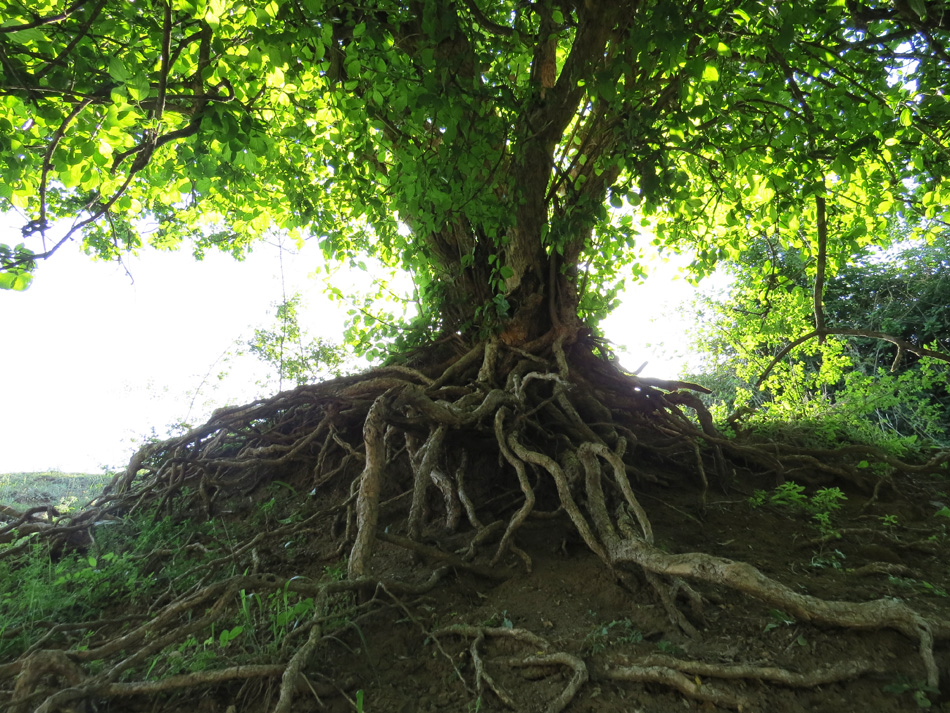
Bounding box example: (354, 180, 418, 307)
(2, 0, 949, 345)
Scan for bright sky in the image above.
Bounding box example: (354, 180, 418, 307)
(0, 219, 702, 474)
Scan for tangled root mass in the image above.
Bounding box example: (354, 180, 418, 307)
(3, 336, 949, 712)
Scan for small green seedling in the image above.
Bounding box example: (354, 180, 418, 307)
(883, 679, 938, 709)
(583, 618, 643, 654)
(655, 639, 685, 656)
(764, 609, 795, 632)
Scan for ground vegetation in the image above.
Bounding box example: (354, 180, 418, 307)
(689, 235, 950, 454)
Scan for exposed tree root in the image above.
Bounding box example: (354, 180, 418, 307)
(1, 334, 948, 711)
(602, 655, 886, 710)
(435, 625, 588, 713)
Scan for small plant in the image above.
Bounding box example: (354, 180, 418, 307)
(583, 618, 643, 654)
(56, 495, 79, 513)
(880, 514, 899, 528)
(0, 507, 215, 661)
(809, 548, 845, 570)
(888, 576, 949, 599)
(770, 482, 809, 508)
(482, 610, 514, 629)
(883, 678, 939, 708)
(810, 487, 846, 514)
(749, 484, 846, 537)
(324, 560, 348, 581)
(655, 639, 685, 656)
(763, 609, 796, 632)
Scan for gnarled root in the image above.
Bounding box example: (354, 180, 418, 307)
(435, 625, 588, 713)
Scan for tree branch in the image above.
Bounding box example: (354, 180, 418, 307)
(751, 328, 950, 394)
(0, 0, 88, 33)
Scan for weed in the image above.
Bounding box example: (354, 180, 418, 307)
(769, 482, 808, 508)
(883, 678, 939, 708)
(809, 548, 845, 570)
(750, 484, 846, 537)
(483, 610, 514, 629)
(583, 618, 643, 654)
(655, 639, 685, 656)
(0, 507, 214, 660)
(324, 560, 347, 581)
(881, 514, 899, 528)
(0, 471, 113, 511)
(56, 495, 79, 513)
(888, 576, 949, 599)
(764, 609, 796, 632)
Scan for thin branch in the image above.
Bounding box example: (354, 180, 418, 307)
(155, 1, 173, 121)
(34, 0, 110, 81)
(461, 0, 514, 37)
(39, 96, 96, 249)
(0, 0, 88, 33)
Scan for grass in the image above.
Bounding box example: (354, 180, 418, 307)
(0, 479, 362, 683)
(0, 508, 204, 660)
(0, 471, 113, 511)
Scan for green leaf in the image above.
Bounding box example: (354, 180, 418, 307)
(108, 57, 131, 83)
(6, 27, 44, 44)
(908, 0, 928, 20)
(128, 73, 151, 101)
(0, 272, 33, 291)
(899, 107, 913, 127)
(702, 64, 719, 83)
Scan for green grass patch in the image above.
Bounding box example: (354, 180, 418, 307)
(0, 471, 113, 511)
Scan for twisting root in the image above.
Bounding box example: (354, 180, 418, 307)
(435, 625, 588, 713)
(492, 407, 537, 567)
(470, 629, 518, 708)
(408, 424, 447, 540)
(507, 432, 609, 565)
(607, 536, 942, 688)
(603, 661, 750, 710)
(349, 392, 389, 578)
(603, 655, 887, 710)
(274, 618, 322, 713)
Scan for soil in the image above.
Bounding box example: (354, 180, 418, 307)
(154, 469, 950, 713)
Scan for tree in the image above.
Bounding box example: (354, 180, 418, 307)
(688, 235, 950, 452)
(2, 1, 950, 710)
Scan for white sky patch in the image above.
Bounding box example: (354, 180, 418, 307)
(1, 221, 705, 473)
(601, 249, 701, 379)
